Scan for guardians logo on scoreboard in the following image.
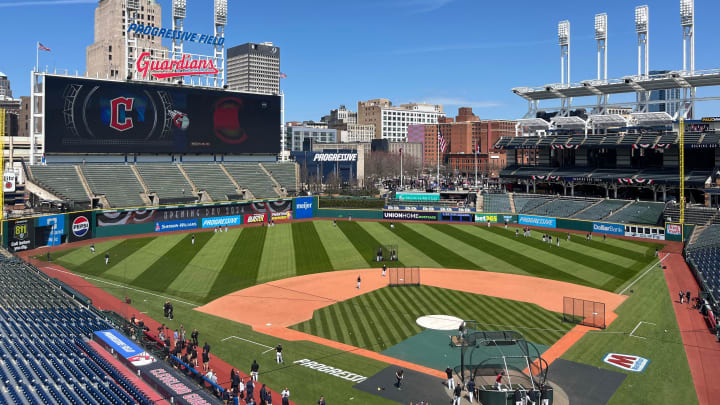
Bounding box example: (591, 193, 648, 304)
(44, 75, 280, 155)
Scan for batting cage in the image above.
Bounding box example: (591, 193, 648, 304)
(374, 244, 399, 262)
(563, 296, 606, 329)
(388, 267, 420, 286)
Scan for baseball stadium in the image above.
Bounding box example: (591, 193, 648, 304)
(1, 1, 720, 405)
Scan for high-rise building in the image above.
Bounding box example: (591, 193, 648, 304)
(323, 105, 358, 127)
(86, 0, 165, 79)
(357, 99, 444, 142)
(286, 124, 337, 151)
(337, 124, 375, 143)
(18, 96, 31, 139)
(226, 42, 280, 95)
(640, 70, 683, 117)
(0, 72, 12, 98)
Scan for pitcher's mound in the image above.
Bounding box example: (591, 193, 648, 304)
(416, 315, 463, 330)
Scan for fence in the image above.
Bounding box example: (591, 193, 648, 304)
(562, 296, 606, 329)
(388, 267, 420, 287)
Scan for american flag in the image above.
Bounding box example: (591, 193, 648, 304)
(279, 72, 287, 79)
(38, 43, 51, 52)
(438, 129, 447, 153)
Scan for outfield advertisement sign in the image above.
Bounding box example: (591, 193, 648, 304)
(602, 353, 650, 373)
(68, 212, 93, 242)
(592, 222, 625, 236)
(201, 215, 242, 228)
(294, 196, 313, 219)
(97, 200, 291, 227)
(386, 205, 473, 212)
(38, 214, 65, 246)
(475, 214, 499, 223)
(245, 213, 267, 224)
(382, 211, 437, 221)
(271, 211, 293, 221)
(519, 215, 556, 228)
(666, 223, 682, 236)
(395, 192, 440, 202)
(155, 219, 198, 232)
(440, 212, 473, 222)
(8, 218, 35, 252)
(93, 329, 154, 367)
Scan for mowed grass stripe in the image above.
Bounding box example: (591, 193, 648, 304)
(355, 294, 391, 350)
(337, 300, 364, 347)
(374, 288, 418, 336)
(206, 226, 267, 301)
(51, 239, 123, 265)
(314, 220, 367, 270)
(441, 225, 603, 289)
(407, 223, 529, 275)
(167, 230, 243, 300)
(391, 223, 479, 269)
(131, 233, 213, 289)
(525, 230, 637, 268)
(548, 229, 654, 259)
(484, 226, 634, 284)
(292, 222, 332, 275)
(356, 222, 442, 268)
(102, 233, 187, 281)
(326, 304, 344, 342)
(337, 221, 404, 267)
(58, 237, 155, 276)
(256, 224, 297, 282)
(364, 292, 409, 344)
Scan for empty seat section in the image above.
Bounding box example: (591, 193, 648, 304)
(223, 162, 279, 199)
(605, 201, 665, 225)
(31, 165, 90, 206)
(262, 162, 298, 193)
(81, 164, 145, 208)
(482, 194, 512, 213)
(573, 199, 630, 220)
(135, 163, 195, 204)
(181, 163, 238, 201)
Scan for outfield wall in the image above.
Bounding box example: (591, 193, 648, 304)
(3, 196, 682, 253)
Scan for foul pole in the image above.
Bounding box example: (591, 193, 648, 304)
(679, 118, 685, 238)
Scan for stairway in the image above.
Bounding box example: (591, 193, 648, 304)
(689, 225, 706, 245)
(509, 193, 516, 213)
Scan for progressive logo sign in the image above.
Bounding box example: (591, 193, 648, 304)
(72, 216, 90, 238)
(602, 353, 650, 372)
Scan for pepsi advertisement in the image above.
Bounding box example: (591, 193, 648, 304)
(44, 75, 281, 154)
(68, 211, 93, 242)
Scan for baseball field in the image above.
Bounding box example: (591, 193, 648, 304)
(35, 219, 697, 404)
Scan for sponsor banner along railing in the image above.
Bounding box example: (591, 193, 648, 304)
(93, 329, 155, 367)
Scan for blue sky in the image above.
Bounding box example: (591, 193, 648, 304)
(1, 0, 719, 121)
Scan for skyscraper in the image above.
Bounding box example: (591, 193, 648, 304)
(86, 0, 165, 79)
(226, 42, 280, 95)
(0, 72, 12, 98)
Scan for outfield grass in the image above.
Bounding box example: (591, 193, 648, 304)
(42, 220, 662, 305)
(290, 286, 573, 352)
(562, 266, 697, 405)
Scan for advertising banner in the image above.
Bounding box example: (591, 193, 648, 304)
(155, 219, 198, 232)
(271, 211, 292, 221)
(200, 215, 242, 228)
(475, 214, 499, 223)
(666, 223, 682, 236)
(396, 192, 440, 202)
(44, 75, 281, 154)
(519, 215, 557, 228)
(245, 213, 267, 224)
(137, 362, 216, 405)
(382, 211, 437, 221)
(441, 212, 473, 222)
(68, 212, 93, 242)
(8, 219, 35, 252)
(592, 222, 625, 236)
(294, 196, 314, 219)
(37, 214, 65, 246)
(97, 200, 291, 227)
(93, 329, 155, 367)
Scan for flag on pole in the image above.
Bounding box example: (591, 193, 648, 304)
(279, 72, 287, 79)
(475, 142, 480, 154)
(438, 129, 447, 153)
(38, 43, 51, 52)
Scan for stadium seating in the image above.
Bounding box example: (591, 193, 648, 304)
(80, 164, 145, 208)
(482, 193, 512, 213)
(135, 163, 196, 204)
(0, 257, 154, 405)
(686, 225, 720, 304)
(181, 163, 239, 201)
(513, 194, 554, 213)
(528, 198, 593, 218)
(604, 201, 665, 225)
(30, 165, 91, 207)
(262, 162, 299, 194)
(572, 199, 630, 221)
(223, 162, 279, 199)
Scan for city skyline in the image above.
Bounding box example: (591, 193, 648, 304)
(1, 0, 720, 121)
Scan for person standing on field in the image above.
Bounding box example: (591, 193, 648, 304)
(445, 366, 455, 389)
(357, 275, 361, 289)
(275, 344, 283, 364)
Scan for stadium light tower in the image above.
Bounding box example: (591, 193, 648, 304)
(172, 0, 186, 61)
(595, 13, 608, 81)
(213, 0, 227, 88)
(558, 20, 570, 85)
(635, 5, 649, 78)
(681, 0, 695, 118)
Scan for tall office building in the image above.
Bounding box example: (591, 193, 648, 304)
(357, 99, 444, 142)
(86, 0, 165, 79)
(0, 72, 12, 98)
(226, 42, 280, 95)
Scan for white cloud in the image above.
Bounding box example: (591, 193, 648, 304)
(403, 0, 455, 13)
(419, 97, 504, 109)
(0, 0, 96, 7)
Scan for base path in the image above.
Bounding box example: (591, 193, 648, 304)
(662, 253, 720, 405)
(197, 268, 627, 374)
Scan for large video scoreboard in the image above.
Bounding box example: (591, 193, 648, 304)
(44, 76, 281, 154)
